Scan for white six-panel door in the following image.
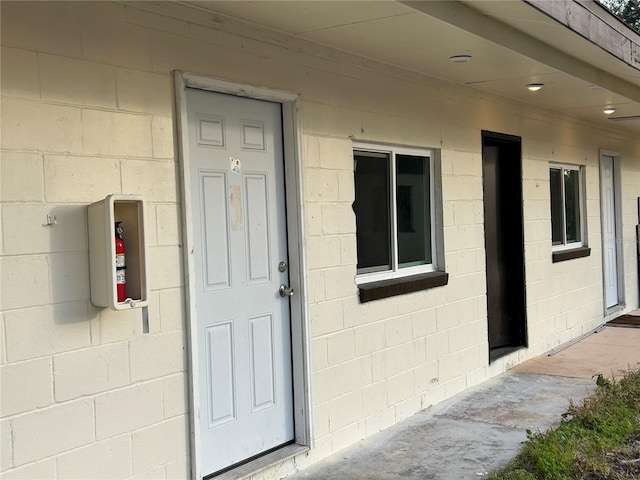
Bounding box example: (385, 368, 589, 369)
(186, 88, 294, 476)
(601, 155, 619, 309)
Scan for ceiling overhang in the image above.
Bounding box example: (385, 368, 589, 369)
(165, 0, 640, 134)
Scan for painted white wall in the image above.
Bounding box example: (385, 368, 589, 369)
(1, 2, 639, 479)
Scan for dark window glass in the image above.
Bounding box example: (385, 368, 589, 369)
(354, 152, 391, 272)
(396, 154, 431, 267)
(550, 168, 564, 245)
(564, 169, 581, 243)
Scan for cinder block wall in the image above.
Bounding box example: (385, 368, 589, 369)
(0, 3, 189, 479)
(1, 2, 639, 479)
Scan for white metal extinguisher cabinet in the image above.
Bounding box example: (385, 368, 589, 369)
(88, 194, 149, 310)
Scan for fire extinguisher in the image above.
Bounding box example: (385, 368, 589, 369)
(115, 222, 126, 303)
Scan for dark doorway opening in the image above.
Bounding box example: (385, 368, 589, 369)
(481, 131, 527, 362)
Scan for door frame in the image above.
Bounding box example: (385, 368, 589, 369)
(599, 149, 625, 315)
(481, 131, 528, 363)
(173, 71, 311, 479)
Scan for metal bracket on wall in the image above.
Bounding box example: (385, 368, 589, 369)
(142, 306, 149, 334)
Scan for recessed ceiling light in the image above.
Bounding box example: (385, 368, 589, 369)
(527, 83, 544, 91)
(603, 107, 616, 114)
(449, 55, 472, 63)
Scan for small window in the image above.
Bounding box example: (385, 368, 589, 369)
(354, 144, 436, 283)
(549, 164, 585, 250)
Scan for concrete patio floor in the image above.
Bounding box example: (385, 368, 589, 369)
(288, 323, 640, 480)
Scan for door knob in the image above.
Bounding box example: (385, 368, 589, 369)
(279, 284, 294, 297)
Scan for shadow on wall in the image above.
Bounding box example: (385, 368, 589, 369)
(46, 204, 93, 325)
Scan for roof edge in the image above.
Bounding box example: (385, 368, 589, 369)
(525, 0, 640, 71)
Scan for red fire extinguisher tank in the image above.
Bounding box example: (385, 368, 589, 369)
(115, 222, 126, 302)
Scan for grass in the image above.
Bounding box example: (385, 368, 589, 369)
(488, 370, 640, 480)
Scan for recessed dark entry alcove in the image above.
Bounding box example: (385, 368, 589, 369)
(481, 131, 528, 362)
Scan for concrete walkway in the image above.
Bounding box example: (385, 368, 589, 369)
(288, 325, 640, 480)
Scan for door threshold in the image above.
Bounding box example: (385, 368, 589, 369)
(489, 345, 524, 363)
(208, 444, 309, 480)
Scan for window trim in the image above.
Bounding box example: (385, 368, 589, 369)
(354, 142, 437, 285)
(358, 271, 449, 303)
(549, 163, 586, 252)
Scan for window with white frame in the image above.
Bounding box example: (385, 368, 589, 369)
(549, 164, 585, 249)
(353, 144, 436, 283)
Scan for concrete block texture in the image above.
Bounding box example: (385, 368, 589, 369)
(330, 421, 366, 453)
(309, 299, 344, 337)
(56, 435, 132, 480)
(0, 47, 39, 100)
(325, 357, 372, 400)
(129, 332, 186, 382)
(39, 54, 117, 108)
(1, 419, 12, 470)
(318, 136, 353, 170)
(329, 391, 362, 431)
(321, 204, 355, 235)
(304, 203, 323, 237)
(164, 455, 190, 480)
(82, 110, 153, 157)
(53, 343, 130, 401)
(44, 155, 121, 203)
(146, 246, 183, 290)
(81, 16, 152, 70)
(1, 358, 53, 417)
(11, 399, 94, 466)
(0, 317, 5, 365)
(384, 314, 413, 347)
(117, 70, 172, 116)
(0, 152, 44, 203)
(129, 465, 167, 480)
(156, 204, 181, 246)
(0, 256, 50, 311)
(1, 98, 82, 153)
(3, 302, 91, 362)
(158, 288, 185, 332)
(121, 160, 178, 202)
(327, 330, 355, 366)
(0, 459, 56, 480)
(2, 204, 88, 255)
(98, 307, 145, 344)
(48, 253, 90, 304)
(387, 370, 416, 406)
(361, 381, 388, 418)
(304, 169, 340, 202)
(323, 266, 357, 301)
(354, 322, 386, 357)
(131, 416, 188, 474)
(152, 116, 175, 159)
(0, 2, 82, 56)
(95, 381, 164, 440)
(337, 170, 355, 202)
(162, 374, 188, 419)
(305, 237, 342, 271)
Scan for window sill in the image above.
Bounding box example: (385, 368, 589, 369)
(552, 246, 591, 263)
(358, 271, 449, 303)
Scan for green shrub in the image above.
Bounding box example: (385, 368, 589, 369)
(489, 370, 640, 480)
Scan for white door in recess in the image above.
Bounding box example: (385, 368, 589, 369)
(601, 155, 619, 309)
(187, 88, 294, 476)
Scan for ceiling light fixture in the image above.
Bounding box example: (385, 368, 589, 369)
(603, 107, 616, 114)
(449, 54, 472, 63)
(527, 83, 544, 91)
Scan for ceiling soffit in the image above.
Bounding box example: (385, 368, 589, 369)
(176, 1, 639, 133)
